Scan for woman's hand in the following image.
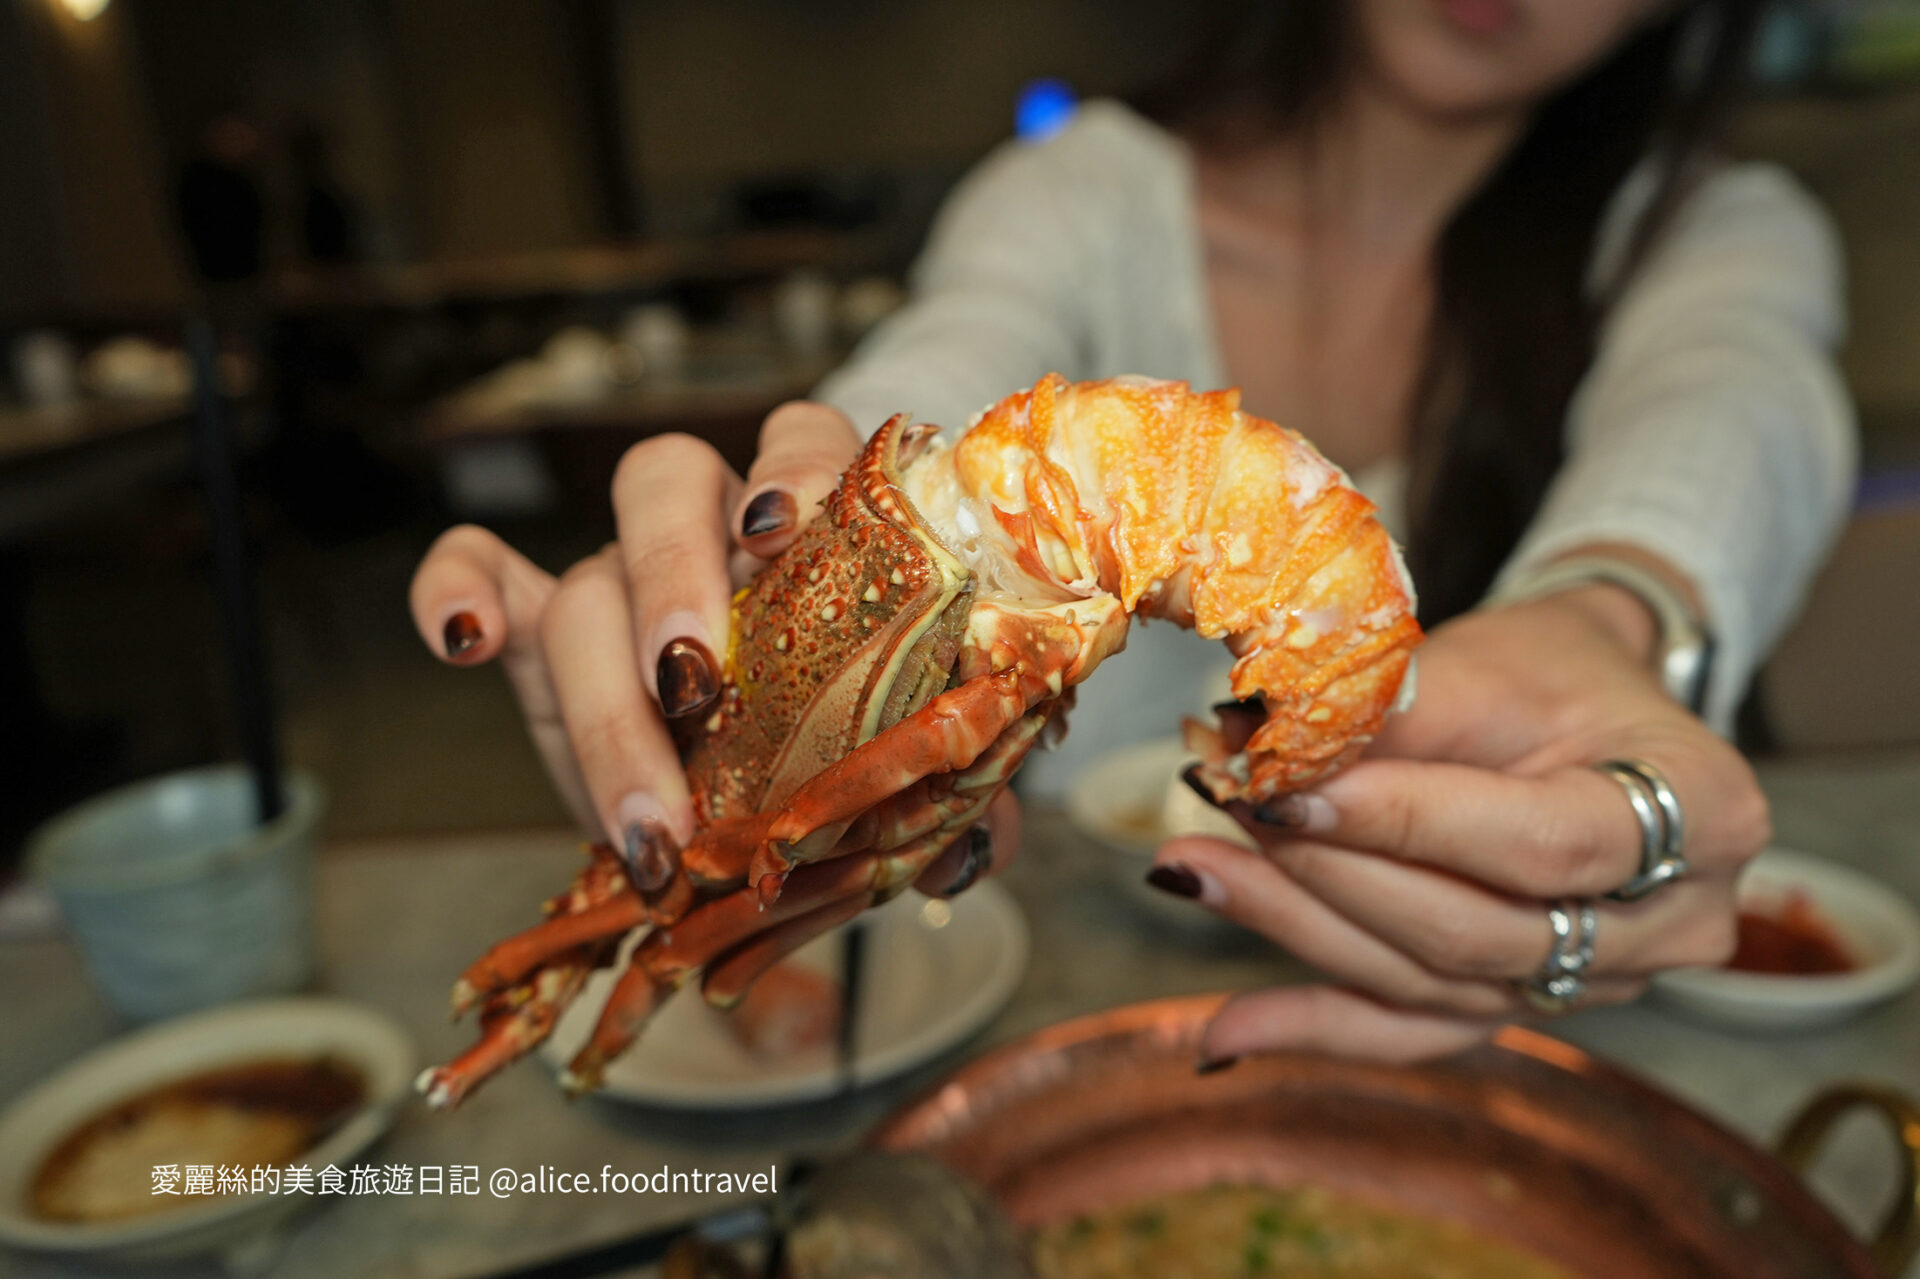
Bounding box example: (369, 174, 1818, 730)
(410, 403, 856, 869)
(1152, 585, 1771, 1066)
(406, 401, 1018, 897)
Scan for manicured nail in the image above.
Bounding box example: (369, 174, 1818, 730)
(621, 817, 678, 893)
(656, 637, 719, 717)
(1255, 792, 1336, 833)
(740, 489, 797, 539)
(941, 824, 992, 897)
(1210, 697, 1264, 717)
(1252, 795, 1307, 827)
(1180, 763, 1225, 810)
(1147, 861, 1227, 908)
(1195, 1055, 1240, 1076)
(443, 611, 483, 659)
(1146, 863, 1201, 898)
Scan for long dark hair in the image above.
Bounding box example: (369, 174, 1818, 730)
(1140, 1, 1767, 624)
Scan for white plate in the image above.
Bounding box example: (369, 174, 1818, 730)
(540, 879, 1029, 1108)
(0, 997, 414, 1266)
(1653, 847, 1920, 1032)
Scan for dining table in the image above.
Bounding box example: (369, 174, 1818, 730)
(3, 748, 1918, 1278)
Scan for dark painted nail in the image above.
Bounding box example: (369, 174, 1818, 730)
(657, 638, 720, 717)
(1146, 863, 1203, 900)
(621, 819, 678, 893)
(741, 489, 798, 539)
(1195, 1055, 1240, 1076)
(443, 611, 483, 659)
(942, 823, 992, 897)
(1252, 796, 1308, 827)
(1180, 763, 1226, 811)
(1210, 697, 1264, 717)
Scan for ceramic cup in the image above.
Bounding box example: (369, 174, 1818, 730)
(28, 767, 325, 1022)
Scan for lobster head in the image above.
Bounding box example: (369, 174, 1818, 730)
(679, 415, 973, 824)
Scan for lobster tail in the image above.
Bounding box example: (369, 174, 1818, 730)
(910, 373, 1421, 801)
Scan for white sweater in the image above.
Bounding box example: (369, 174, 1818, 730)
(815, 100, 1855, 749)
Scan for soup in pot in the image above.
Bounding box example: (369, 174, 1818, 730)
(1031, 1182, 1571, 1279)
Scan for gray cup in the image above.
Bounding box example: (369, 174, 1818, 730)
(28, 766, 325, 1022)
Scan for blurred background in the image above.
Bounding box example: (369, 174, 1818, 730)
(1, 0, 1917, 867)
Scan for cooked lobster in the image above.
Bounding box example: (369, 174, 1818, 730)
(419, 374, 1421, 1107)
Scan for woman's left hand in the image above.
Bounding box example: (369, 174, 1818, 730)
(1153, 585, 1772, 1066)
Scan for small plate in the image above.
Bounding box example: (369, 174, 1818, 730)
(540, 880, 1029, 1108)
(0, 997, 414, 1266)
(1653, 847, 1920, 1032)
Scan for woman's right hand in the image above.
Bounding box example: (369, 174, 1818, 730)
(407, 401, 862, 887)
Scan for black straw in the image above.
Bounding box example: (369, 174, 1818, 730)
(186, 315, 284, 825)
(836, 921, 866, 1093)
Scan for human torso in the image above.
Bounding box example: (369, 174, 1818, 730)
(1193, 149, 1433, 479)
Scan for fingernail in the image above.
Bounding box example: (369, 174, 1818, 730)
(1255, 791, 1336, 833)
(1195, 1055, 1240, 1076)
(1147, 861, 1227, 908)
(941, 823, 992, 897)
(443, 611, 483, 659)
(741, 489, 797, 538)
(1210, 697, 1264, 716)
(657, 637, 720, 718)
(1180, 763, 1226, 810)
(1146, 863, 1203, 899)
(622, 820, 678, 893)
(1252, 795, 1307, 827)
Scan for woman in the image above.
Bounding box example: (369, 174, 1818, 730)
(411, 0, 1853, 1065)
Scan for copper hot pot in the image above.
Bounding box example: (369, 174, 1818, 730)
(873, 994, 1920, 1278)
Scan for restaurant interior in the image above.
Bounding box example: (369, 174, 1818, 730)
(3, 0, 1920, 1276)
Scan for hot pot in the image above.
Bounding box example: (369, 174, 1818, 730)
(873, 994, 1920, 1277)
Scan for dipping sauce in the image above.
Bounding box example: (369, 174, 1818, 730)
(1728, 890, 1854, 975)
(1032, 1182, 1571, 1279)
(29, 1057, 365, 1224)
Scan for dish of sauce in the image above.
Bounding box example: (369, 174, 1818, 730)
(29, 1056, 365, 1224)
(1728, 890, 1854, 975)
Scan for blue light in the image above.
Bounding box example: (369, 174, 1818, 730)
(1015, 79, 1077, 142)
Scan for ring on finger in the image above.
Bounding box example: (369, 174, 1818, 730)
(1520, 899, 1597, 1015)
(1593, 758, 1688, 903)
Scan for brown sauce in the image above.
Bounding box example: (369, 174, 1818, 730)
(1728, 891, 1854, 975)
(29, 1057, 365, 1223)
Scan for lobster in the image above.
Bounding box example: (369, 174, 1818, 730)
(419, 374, 1421, 1107)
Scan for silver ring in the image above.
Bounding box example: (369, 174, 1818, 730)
(1593, 758, 1688, 902)
(1521, 899, 1597, 1014)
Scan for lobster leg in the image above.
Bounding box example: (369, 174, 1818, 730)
(678, 813, 774, 889)
(706, 706, 1052, 1010)
(745, 599, 1124, 888)
(419, 939, 616, 1110)
(449, 843, 645, 1018)
(557, 958, 681, 1095)
(745, 669, 1032, 886)
(700, 895, 869, 1010)
(450, 893, 646, 1016)
(561, 833, 953, 1092)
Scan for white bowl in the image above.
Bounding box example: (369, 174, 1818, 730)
(1065, 737, 1256, 936)
(0, 997, 414, 1267)
(1652, 847, 1920, 1032)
